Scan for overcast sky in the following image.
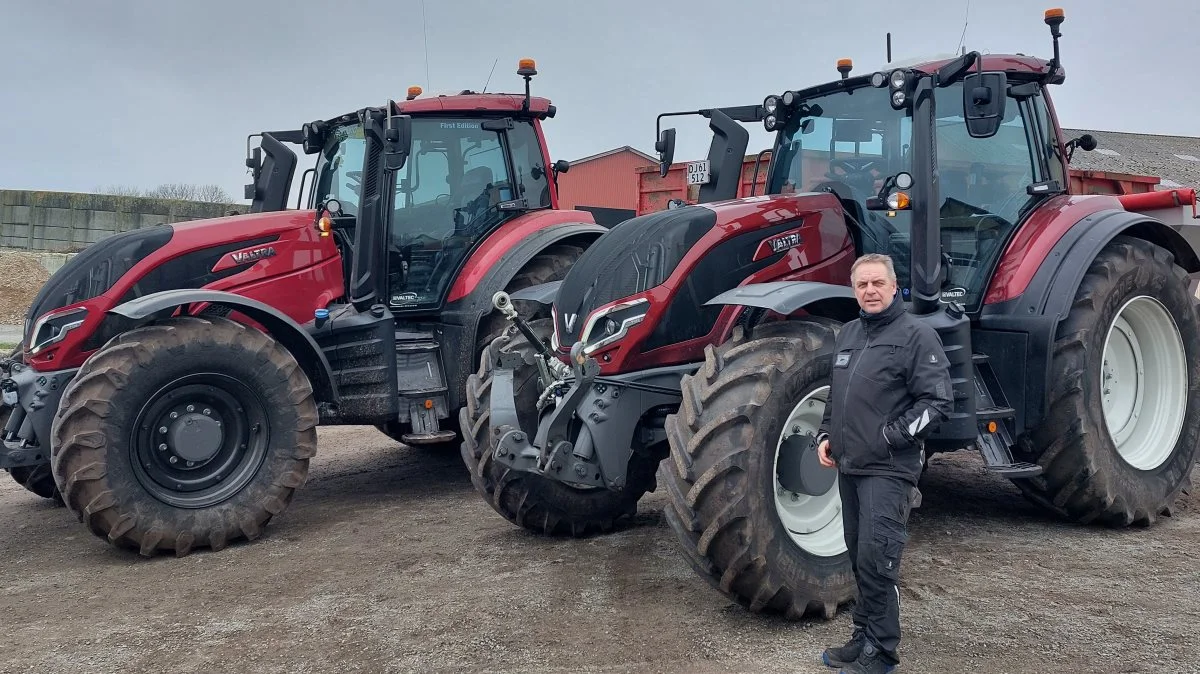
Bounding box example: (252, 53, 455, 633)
(2, 0, 1196, 205)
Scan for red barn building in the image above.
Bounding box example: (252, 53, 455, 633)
(556, 146, 656, 226)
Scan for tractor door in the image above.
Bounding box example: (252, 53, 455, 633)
(383, 117, 551, 310)
(926, 80, 1066, 310)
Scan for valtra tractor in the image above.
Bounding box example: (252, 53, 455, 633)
(0, 60, 608, 556)
(464, 9, 1200, 618)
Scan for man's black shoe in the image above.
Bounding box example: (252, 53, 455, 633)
(821, 625, 865, 668)
(839, 639, 897, 674)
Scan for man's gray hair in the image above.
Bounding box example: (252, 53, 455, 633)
(850, 253, 897, 283)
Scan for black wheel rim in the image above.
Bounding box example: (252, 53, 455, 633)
(130, 372, 270, 508)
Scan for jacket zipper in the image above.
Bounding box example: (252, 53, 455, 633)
(840, 331, 869, 456)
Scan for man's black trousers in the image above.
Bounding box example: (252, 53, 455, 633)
(839, 471, 915, 660)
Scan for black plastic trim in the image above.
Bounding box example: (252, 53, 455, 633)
(108, 289, 339, 404)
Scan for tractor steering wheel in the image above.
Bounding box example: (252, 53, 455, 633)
(826, 158, 882, 194)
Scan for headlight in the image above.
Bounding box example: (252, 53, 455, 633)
(29, 307, 88, 355)
(889, 69, 907, 89)
(580, 298, 649, 355)
(764, 114, 779, 131)
(763, 95, 779, 114)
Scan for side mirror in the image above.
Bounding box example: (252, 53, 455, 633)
(554, 159, 571, 175)
(655, 128, 676, 178)
(384, 115, 412, 171)
(962, 71, 1007, 138)
(1065, 133, 1097, 162)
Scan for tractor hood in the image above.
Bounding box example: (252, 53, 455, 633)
(23, 209, 327, 343)
(552, 204, 718, 346)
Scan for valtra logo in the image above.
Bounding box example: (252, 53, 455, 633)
(228, 246, 277, 266)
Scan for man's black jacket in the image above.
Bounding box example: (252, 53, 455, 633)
(817, 293, 954, 484)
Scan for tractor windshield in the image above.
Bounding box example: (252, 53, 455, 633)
(768, 79, 1057, 309)
(767, 85, 914, 263)
(386, 116, 551, 309)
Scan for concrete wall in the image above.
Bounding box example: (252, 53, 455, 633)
(0, 190, 243, 253)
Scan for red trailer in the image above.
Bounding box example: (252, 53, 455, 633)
(638, 152, 1169, 215)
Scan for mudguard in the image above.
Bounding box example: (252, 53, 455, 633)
(1015, 209, 1200, 321)
(705, 280, 857, 315)
(108, 289, 339, 404)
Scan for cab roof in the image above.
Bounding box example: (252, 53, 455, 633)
(902, 53, 1062, 80)
(395, 92, 553, 116)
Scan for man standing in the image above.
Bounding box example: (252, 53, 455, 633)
(815, 253, 954, 674)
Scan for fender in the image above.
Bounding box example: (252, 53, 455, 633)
(440, 221, 607, 411)
(1005, 209, 1200, 321)
(979, 208, 1200, 434)
(705, 280, 859, 318)
(108, 289, 339, 404)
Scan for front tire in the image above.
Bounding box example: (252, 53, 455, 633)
(49, 316, 319, 557)
(459, 318, 659, 536)
(661, 320, 855, 619)
(1017, 235, 1200, 526)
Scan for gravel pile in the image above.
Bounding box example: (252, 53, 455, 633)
(0, 250, 51, 326)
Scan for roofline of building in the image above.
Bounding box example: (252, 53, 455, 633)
(1061, 127, 1200, 142)
(570, 145, 657, 166)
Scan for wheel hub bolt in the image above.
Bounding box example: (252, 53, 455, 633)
(169, 456, 178, 464)
(170, 412, 178, 419)
(203, 408, 211, 416)
(159, 426, 168, 434)
(186, 461, 195, 467)
(158, 443, 167, 451)
(186, 405, 195, 412)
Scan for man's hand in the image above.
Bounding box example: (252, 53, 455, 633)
(817, 439, 835, 468)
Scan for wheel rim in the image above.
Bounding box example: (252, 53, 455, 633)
(130, 373, 271, 508)
(1100, 295, 1187, 471)
(771, 385, 845, 557)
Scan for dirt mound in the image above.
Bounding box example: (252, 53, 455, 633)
(0, 250, 51, 326)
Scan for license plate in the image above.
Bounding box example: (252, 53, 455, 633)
(686, 160, 710, 185)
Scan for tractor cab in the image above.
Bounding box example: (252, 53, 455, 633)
(755, 47, 1070, 315)
(244, 59, 571, 314)
(655, 20, 1078, 317)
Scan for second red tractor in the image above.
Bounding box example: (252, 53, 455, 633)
(1, 60, 608, 556)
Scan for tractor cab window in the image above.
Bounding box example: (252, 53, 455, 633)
(932, 82, 1042, 308)
(312, 123, 367, 217)
(387, 117, 516, 308)
(507, 121, 552, 209)
(767, 85, 914, 261)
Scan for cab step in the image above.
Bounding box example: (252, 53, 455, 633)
(982, 461, 1044, 478)
(977, 405, 1016, 422)
(402, 430, 458, 445)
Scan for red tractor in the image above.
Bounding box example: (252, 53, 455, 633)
(0, 59, 607, 556)
(463, 9, 1200, 618)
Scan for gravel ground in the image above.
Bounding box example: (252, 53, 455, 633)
(1, 426, 1198, 673)
(0, 250, 49, 325)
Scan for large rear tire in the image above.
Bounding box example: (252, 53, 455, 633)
(1016, 235, 1200, 526)
(661, 319, 855, 619)
(49, 316, 319, 557)
(459, 318, 660, 536)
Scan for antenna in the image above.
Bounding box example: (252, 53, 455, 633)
(482, 58, 498, 93)
(886, 32, 892, 63)
(420, 0, 432, 90)
(956, 0, 971, 55)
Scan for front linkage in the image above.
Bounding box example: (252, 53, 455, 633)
(485, 291, 683, 491)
